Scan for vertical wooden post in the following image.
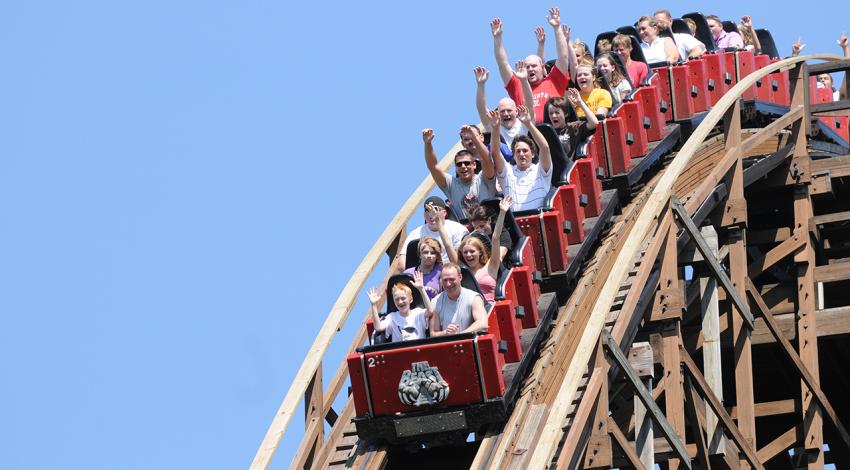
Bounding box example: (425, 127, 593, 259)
(699, 225, 726, 456)
(303, 365, 323, 469)
(584, 339, 612, 469)
(789, 61, 824, 470)
(722, 100, 756, 469)
(659, 221, 685, 470)
(630, 342, 655, 470)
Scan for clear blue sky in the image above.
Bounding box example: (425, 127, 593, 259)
(0, 1, 845, 468)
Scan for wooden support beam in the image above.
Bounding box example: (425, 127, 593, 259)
(811, 155, 850, 178)
(556, 367, 603, 470)
(602, 331, 692, 468)
(729, 399, 798, 419)
(684, 373, 713, 470)
(811, 210, 850, 226)
(807, 58, 850, 74)
(680, 346, 766, 470)
(583, 341, 612, 469)
(302, 366, 323, 469)
(756, 426, 798, 464)
(745, 278, 850, 450)
(662, 321, 686, 470)
(748, 227, 792, 245)
(739, 105, 804, 156)
(671, 198, 755, 328)
(699, 226, 726, 456)
(608, 417, 647, 470)
(747, 228, 805, 279)
(809, 100, 850, 116)
(813, 261, 850, 283)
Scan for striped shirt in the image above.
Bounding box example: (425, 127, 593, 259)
(498, 163, 552, 212)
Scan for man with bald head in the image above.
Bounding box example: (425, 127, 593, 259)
(491, 7, 576, 122)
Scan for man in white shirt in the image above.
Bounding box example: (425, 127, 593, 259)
(654, 10, 705, 60)
(395, 197, 469, 272)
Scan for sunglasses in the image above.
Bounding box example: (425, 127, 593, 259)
(455, 160, 475, 168)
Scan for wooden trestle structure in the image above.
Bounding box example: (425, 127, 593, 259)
(254, 54, 850, 470)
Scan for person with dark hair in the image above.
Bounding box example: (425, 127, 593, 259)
(546, 89, 598, 157)
(596, 53, 632, 106)
(367, 271, 432, 342)
(395, 197, 468, 272)
(490, 7, 577, 122)
(459, 123, 512, 163)
(706, 14, 743, 49)
(637, 16, 680, 63)
(612, 34, 649, 85)
(469, 204, 513, 261)
(654, 9, 705, 59)
(429, 263, 489, 336)
(489, 106, 553, 212)
(423, 127, 496, 220)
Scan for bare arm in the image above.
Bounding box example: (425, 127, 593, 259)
(491, 19, 514, 85)
(426, 203, 459, 265)
(741, 16, 761, 53)
(410, 271, 435, 324)
(664, 37, 680, 63)
(486, 196, 512, 279)
(422, 129, 447, 188)
(548, 8, 569, 77)
(790, 38, 805, 57)
(474, 67, 491, 129)
(462, 295, 490, 334)
(535, 27, 546, 63)
(839, 33, 849, 100)
(367, 287, 387, 332)
(568, 88, 598, 130)
(488, 110, 508, 176)
(563, 25, 578, 81)
(461, 125, 495, 179)
(518, 105, 551, 172)
(514, 60, 536, 123)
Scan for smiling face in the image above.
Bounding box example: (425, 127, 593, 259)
(524, 55, 545, 85)
(454, 151, 476, 183)
(638, 20, 658, 43)
(707, 19, 723, 39)
(596, 56, 614, 80)
(497, 98, 518, 127)
(440, 265, 461, 295)
(548, 104, 566, 130)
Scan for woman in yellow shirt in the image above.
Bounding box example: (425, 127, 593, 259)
(574, 63, 612, 118)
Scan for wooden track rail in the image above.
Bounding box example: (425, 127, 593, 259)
(262, 53, 850, 470)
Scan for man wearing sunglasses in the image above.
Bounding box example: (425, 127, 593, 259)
(422, 127, 496, 221)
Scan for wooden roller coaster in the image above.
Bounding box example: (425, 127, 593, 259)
(252, 51, 850, 470)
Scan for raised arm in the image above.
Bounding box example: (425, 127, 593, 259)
(461, 125, 495, 179)
(491, 18, 514, 85)
(367, 287, 387, 332)
(514, 60, 536, 123)
(567, 88, 598, 130)
(422, 129, 447, 188)
(839, 33, 849, 100)
(426, 202, 459, 265)
(563, 25, 578, 80)
(790, 38, 806, 57)
(488, 109, 508, 175)
(517, 105, 551, 172)
(410, 271, 435, 322)
(474, 67, 492, 129)
(741, 16, 761, 53)
(549, 8, 570, 78)
(462, 295, 490, 333)
(486, 196, 512, 279)
(535, 26, 547, 63)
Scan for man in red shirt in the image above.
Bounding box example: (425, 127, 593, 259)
(491, 7, 577, 123)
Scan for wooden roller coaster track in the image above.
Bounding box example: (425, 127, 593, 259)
(254, 53, 850, 470)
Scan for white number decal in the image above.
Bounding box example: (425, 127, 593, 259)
(367, 357, 376, 368)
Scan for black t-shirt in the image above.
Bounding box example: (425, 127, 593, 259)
(556, 121, 593, 159)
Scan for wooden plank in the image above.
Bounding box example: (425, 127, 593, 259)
(810, 100, 850, 115)
(748, 227, 792, 245)
(583, 341, 612, 469)
(747, 228, 805, 278)
(808, 58, 850, 74)
(603, 332, 691, 468)
(608, 417, 647, 470)
(251, 138, 461, 469)
(684, 374, 713, 470)
(756, 426, 797, 464)
(812, 210, 850, 226)
(814, 262, 850, 283)
(699, 226, 725, 456)
(811, 155, 850, 178)
(729, 399, 797, 419)
(745, 278, 850, 450)
(739, 105, 804, 156)
(524, 54, 843, 470)
(662, 321, 686, 470)
(555, 368, 603, 470)
(680, 346, 766, 470)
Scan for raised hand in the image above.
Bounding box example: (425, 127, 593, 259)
(566, 87, 581, 102)
(367, 286, 382, 305)
(425, 202, 445, 227)
(411, 271, 424, 291)
(535, 26, 546, 44)
(517, 104, 531, 124)
(547, 7, 561, 28)
(838, 32, 848, 49)
(792, 38, 806, 56)
(422, 128, 435, 143)
(741, 15, 754, 30)
(514, 60, 528, 81)
(499, 195, 513, 213)
(561, 24, 571, 42)
(487, 109, 501, 129)
(491, 18, 503, 37)
(474, 66, 489, 84)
